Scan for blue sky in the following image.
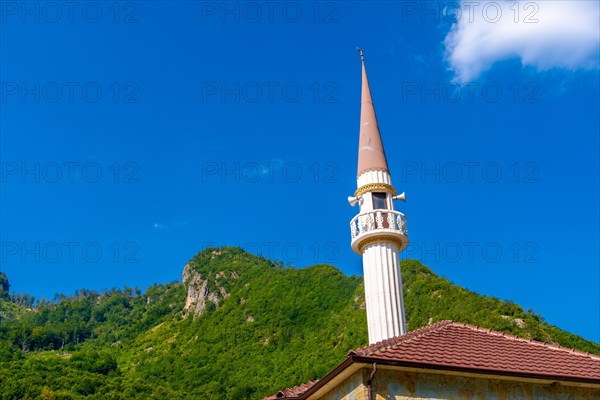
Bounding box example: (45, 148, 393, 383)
(1, 1, 598, 342)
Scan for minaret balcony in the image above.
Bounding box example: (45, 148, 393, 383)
(350, 210, 408, 254)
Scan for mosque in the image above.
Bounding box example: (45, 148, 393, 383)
(264, 51, 600, 399)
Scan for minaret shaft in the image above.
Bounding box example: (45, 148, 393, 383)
(350, 51, 409, 344)
(363, 243, 407, 343)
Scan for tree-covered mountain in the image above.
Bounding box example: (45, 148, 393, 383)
(0, 247, 598, 399)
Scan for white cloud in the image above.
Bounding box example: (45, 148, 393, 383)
(261, 158, 284, 176)
(153, 217, 191, 230)
(444, 1, 600, 82)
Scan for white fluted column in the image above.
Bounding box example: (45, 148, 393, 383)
(362, 242, 407, 344)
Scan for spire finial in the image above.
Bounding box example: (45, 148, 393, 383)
(357, 47, 364, 62)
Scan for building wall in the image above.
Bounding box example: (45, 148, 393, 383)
(320, 369, 369, 400)
(319, 368, 599, 400)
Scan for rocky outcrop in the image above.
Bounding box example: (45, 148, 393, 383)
(182, 262, 233, 319)
(501, 315, 526, 328)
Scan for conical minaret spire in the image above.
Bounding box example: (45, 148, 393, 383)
(357, 48, 389, 177)
(349, 49, 409, 344)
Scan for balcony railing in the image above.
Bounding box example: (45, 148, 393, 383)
(350, 210, 407, 239)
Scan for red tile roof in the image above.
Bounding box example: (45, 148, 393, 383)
(350, 320, 600, 381)
(263, 380, 318, 400)
(264, 321, 600, 399)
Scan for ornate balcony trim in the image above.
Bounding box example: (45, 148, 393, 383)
(350, 210, 408, 254)
(354, 183, 397, 197)
(350, 210, 407, 238)
(356, 235, 404, 253)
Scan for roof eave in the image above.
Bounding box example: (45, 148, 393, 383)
(349, 355, 600, 386)
(299, 357, 356, 399)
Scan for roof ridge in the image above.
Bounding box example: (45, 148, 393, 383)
(351, 320, 455, 356)
(455, 322, 600, 361)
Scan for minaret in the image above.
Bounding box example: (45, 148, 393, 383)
(348, 49, 409, 345)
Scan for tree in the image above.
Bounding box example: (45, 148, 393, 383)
(0, 272, 9, 300)
(40, 386, 57, 400)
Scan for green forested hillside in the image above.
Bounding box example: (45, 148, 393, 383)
(0, 247, 598, 399)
